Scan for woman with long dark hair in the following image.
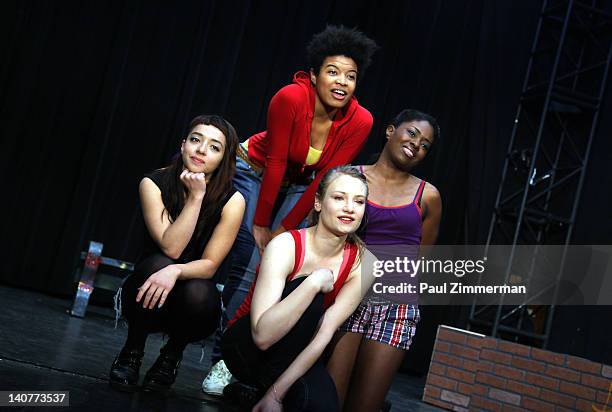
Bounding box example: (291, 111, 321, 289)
(221, 166, 375, 411)
(204, 25, 378, 395)
(109, 115, 245, 393)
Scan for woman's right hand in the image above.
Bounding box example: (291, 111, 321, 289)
(180, 169, 206, 199)
(253, 224, 273, 256)
(310, 268, 334, 293)
(135, 264, 180, 309)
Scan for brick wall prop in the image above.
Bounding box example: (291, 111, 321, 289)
(423, 325, 612, 411)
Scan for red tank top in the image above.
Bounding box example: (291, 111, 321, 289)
(227, 229, 359, 328)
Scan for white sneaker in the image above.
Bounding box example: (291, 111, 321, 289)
(202, 360, 233, 396)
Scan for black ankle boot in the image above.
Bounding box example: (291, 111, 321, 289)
(142, 347, 183, 392)
(109, 347, 144, 392)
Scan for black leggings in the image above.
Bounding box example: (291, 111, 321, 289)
(221, 277, 338, 412)
(121, 253, 221, 354)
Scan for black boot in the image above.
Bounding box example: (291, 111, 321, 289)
(143, 346, 183, 393)
(109, 347, 144, 392)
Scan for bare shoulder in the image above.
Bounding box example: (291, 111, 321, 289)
(265, 231, 296, 257)
(139, 177, 162, 205)
(259, 231, 296, 277)
(422, 181, 440, 199)
(139, 176, 160, 192)
(421, 181, 442, 217)
(223, 191, 246, 211)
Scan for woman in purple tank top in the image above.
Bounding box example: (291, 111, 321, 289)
(327, 109, 442, 412)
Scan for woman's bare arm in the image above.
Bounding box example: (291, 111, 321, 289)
(174, 192, 245, 279)
(249, 233, 328, 350)
(256, 250, 375, 404)
(139, 172, 207, 259)
(421, 183, 442, 246)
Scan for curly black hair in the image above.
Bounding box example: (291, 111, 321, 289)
(306, 25, 378, 79)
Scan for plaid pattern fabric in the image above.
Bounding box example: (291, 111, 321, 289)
(339, 300, 420, 350)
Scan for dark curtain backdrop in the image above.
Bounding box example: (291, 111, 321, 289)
(1, 1, 611, 363)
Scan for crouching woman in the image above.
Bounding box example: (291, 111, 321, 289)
(221, 166, 374, 412)
(109, 115, 245, 392)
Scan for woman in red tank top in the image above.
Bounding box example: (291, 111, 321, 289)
(221, 166, 375, 412)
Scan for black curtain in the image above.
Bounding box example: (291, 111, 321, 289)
(1, 0, 610, 363)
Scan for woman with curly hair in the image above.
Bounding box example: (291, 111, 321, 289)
(203, 25, 378, 395)
(109, 115, 245, 393)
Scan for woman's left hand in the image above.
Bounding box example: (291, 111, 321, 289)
(252, 392, 283, 412)
(253, 224, 273, 256)
(270, 225, 286, 239)
(136, 264, 181, 309)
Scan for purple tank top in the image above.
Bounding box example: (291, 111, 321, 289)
(359, 166, 426, 246)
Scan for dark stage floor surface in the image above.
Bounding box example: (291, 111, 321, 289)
(0, 285, 444, 411)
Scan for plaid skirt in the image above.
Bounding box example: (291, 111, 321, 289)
(339, 299, 420, 350)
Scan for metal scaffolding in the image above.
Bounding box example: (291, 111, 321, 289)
(468, 0, 612, 347)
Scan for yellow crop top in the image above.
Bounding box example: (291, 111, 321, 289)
(305, 146, 322, 165)
(242, 139, 322, 165)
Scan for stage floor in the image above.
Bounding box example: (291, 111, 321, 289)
(0, 285, 443, 411)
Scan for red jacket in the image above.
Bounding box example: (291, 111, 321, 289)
(247, 71, 373, 229)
